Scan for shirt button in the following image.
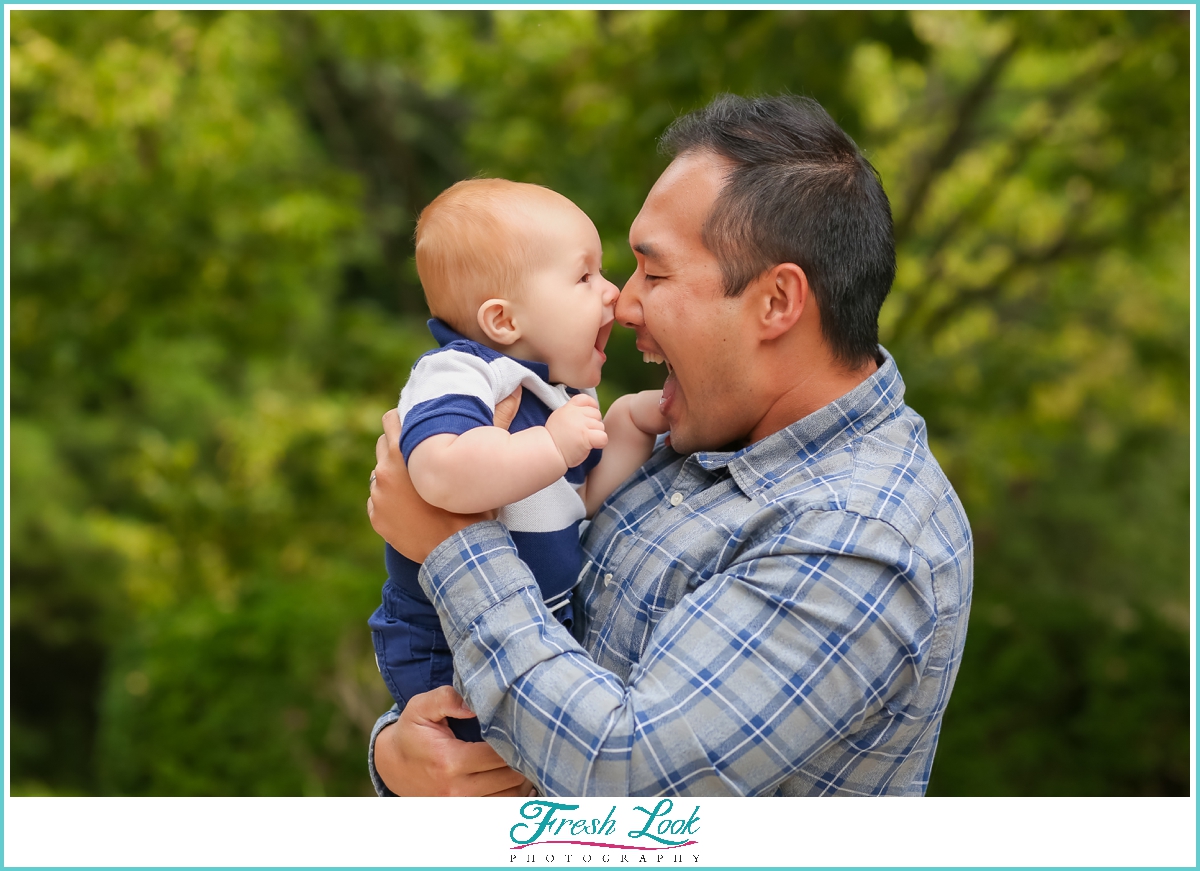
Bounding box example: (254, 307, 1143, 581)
(670, 492, 684, 507)
(604, 573, 614, 585)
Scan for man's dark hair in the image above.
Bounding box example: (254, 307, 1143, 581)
(660, 93, 895, 368)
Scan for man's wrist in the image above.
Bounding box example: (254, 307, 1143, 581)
(368, 704, 402, 797)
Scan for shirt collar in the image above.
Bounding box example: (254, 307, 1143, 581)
(427, 318, 551, 382)
(690, 347, 907, 496)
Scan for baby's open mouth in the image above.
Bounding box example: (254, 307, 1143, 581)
(595, 321, 614, 353)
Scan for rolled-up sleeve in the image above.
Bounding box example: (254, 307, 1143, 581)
(419, 511, 935, 797)
(367, 704, 402, 797)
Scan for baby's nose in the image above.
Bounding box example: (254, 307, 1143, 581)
(602, 277, 620, 307)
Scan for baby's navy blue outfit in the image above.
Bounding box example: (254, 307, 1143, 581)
(369, 319, 600, 741)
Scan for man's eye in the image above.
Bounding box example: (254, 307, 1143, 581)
(644, 273, 664, 282)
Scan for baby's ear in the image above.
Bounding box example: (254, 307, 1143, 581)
(477, 298, 521, 346)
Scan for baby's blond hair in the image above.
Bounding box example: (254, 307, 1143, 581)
(415, 178, 565, 336)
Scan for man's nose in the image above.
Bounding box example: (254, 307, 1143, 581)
(615, 274, 642, 327)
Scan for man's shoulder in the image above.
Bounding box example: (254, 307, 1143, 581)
(764, 404, 969, 554)
(851, 406, 964, 526)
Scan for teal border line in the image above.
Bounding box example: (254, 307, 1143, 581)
(0, 1, 1194, 5)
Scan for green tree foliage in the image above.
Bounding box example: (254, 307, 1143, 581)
(11, 10, 403, 794)
(9, 9, 1189, 795)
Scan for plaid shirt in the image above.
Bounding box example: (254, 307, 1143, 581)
(370, 349, 972, 796)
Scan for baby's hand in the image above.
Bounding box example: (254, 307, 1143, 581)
(628, 390, 670, 436)
(546, 394, 608, 468)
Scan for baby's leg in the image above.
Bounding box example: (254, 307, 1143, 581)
(370, 544, 486, 742)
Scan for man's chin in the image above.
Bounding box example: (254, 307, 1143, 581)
(668, 421, 742, 455)
(665, 424, 694, 454)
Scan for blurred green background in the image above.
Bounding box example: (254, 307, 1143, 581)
(9, 9, 1191, 796)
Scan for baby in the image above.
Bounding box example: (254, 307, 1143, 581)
(369, 178, 667, 741)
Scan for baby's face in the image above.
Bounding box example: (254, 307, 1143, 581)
(509, 200, 620, 388)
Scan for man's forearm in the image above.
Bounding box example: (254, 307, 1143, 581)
(419, 525, 635, 794)
(417, 518, 927, 796)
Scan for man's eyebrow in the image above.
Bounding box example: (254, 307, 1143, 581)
(633, 242, 657, 258)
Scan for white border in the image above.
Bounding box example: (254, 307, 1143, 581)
(3, 5, 1196, 869)
(2, 796, 1198, 867)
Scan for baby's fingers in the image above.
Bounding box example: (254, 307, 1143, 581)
(587, 419, 608, 448)
(567, 394, 600, 410)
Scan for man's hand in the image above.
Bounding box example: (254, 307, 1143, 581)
(375, 686, 534, 797)
(367, 409, 493, 563)
(546, 394, 608, 468)
(368, 388, 524, 562)
(369, 389, 532, 796)
(368, 389, 522, 562)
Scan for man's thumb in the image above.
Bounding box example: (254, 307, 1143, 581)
(495, 386, 523, 431)
(409, 684, 477, 724)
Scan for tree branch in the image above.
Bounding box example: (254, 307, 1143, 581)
(893, 35, 1021, 246)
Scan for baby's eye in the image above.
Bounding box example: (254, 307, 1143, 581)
(580, 272, 592, 283)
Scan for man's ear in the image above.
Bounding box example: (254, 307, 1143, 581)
(756, 263, 809, 341)
(477, 298, 522, 346)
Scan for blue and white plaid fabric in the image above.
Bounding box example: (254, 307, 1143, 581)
(373, 348, 973, 796)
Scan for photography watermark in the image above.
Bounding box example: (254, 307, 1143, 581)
(507, 798, 702, 864)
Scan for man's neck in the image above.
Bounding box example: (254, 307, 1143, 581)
(743, 354, 879, 448)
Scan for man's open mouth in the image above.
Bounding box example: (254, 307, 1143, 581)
(642, 351, 673, 374)
(641, 349, 677, 413)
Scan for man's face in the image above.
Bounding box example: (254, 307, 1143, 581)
(617, 151, 762, 454)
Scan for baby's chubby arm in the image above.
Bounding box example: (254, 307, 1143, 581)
(409, 394, 608, 515)
(581, 390, 668, 517)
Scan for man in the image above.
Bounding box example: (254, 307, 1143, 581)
(367, 94, 973, 796)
